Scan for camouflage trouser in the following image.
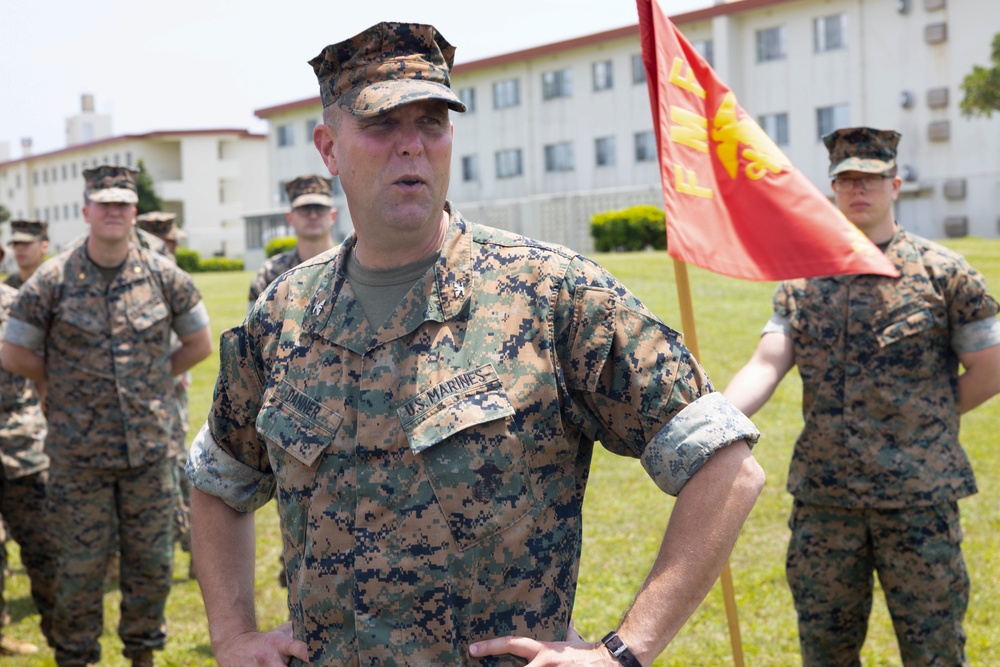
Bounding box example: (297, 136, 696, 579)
(0, 471, 56, 641)
(172, 451, 191, 552)
(172, 386, 191, 552)
(48, 460, 174, 666)
(787, 500, 968, 667)
(0, 512, 6, 625)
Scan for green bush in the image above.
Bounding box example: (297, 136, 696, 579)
(265, 236, 297, 258)
(197, 257, 245, 272)
(174, 246, 243, 272)
(590, 205, 667, 252)
(175, 247, 200, 273)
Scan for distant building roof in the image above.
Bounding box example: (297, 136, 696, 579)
(252, 0, 795, 120)
(0, 128, 266, 169)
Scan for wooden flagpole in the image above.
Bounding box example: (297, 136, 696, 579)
(672, 257, 746, 667)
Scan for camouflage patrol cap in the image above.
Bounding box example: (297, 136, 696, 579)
(9, 219, 48, 243)
(823, 127, 901, 177)
(83, 165, 139, 204)
(309, 22, 467, 117)
(136, 211, 184, 241)
(285, 175, 334, 209)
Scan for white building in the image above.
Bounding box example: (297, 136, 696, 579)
(0, 96, 270, 258)
(251, 0, 1000, 253)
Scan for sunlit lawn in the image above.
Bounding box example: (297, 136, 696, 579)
(5, 237, 999, 665)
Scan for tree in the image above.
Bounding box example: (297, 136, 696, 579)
(959, 32, 1000, 118)
(135, 159, 163, 215)
(0, 203, 10, 226)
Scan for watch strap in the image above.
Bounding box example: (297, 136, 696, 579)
(601, 630, 643, 667)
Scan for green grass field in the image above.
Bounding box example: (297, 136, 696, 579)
(4, 238, 999, 665)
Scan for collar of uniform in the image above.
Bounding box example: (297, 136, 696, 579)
(70, 242, 152, 288)
(428, 202, 473, 321)
(301, 203, 473, 349)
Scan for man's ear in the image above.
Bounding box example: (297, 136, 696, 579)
(314, 123, 339, 177)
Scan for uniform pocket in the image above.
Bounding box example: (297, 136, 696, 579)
(876, 307, 935, 348)
(398, 364, 538, 551)
(257, 380, 343, 468)
(61, 305, 105, 336)
(128, 298, 170, 333)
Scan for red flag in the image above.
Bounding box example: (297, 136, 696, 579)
(637, 0, 899, 281)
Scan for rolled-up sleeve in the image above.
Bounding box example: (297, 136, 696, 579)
(641, 392, 760, 496)
(2, 317, 46, 351)
(173, 301, 210, 337)
(186, 423, 275, 513)
(762, 313, 793, 337)
(952, 316, 1000, 355)
(186, 322, 274, 511)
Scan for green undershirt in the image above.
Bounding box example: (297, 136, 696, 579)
(345, 249, 440, 329)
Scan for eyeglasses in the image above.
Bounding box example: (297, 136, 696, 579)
(831, 174, 892, 193)
(294, 204, 331, 217)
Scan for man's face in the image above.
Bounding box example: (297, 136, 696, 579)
(286, 204, 336, 242)
(83, 201, 137, 243)
(315, 99, 453, 241)
(831, 170, 901, 236)
(11, 239, 48, 271)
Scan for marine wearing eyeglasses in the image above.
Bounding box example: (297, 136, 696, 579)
(724, 126, 1000, 666)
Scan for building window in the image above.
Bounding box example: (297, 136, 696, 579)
(493, 79, 521, 109)
(815, 14, 847, 53)
(63, 204, 69, 219)
(277, 124, 294, 147)
(33, 171, 38, 185)
(15, 174, 20, 188)
(756, 26, 786, 62)
(816, 104, 850, 140)
(495, 149, 523, 178)
(592, 60, 613, 91)
(634, 131, 658, 162)
(61, 165, 67, 179)
(459, 87, 476, 112)
(330, 176, 342, 196)
(595, 136, 617, 167)
(692, 39, 714, 67)
(74, 203, 80, 218)
(278, 181, 288, 204)
(305, 119, 318, 139)
(544, 142, 575, 172)
(53, 206, 59, 221)
(758, 113, 789, 145)
(462, 155, 479, 182)
(542, 69, 573, 100)
(114, 153, 120, 165)
(126, 152, 132, 167)
(72, 163, 77, 178)
(44, 207, 49, 220)
(631, 54, 647, 85)
(43, 170, 48, 184)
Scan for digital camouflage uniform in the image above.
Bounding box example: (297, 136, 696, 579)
(3, 274, 24, 290)
(137, 212, 193, 555)
(4, 242, 209, 666)
(188, 207, 760, 666)
(248, 248, 304, 305)
(248, 175, 336, 307)
(4, 219, 49, 291)
(766, 228, 1000, 666)
(0, 283, 55, 643)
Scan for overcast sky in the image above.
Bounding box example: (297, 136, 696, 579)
(0, 0, 711, 158)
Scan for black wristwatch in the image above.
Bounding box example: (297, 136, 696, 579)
(601, 630, 643, 667)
